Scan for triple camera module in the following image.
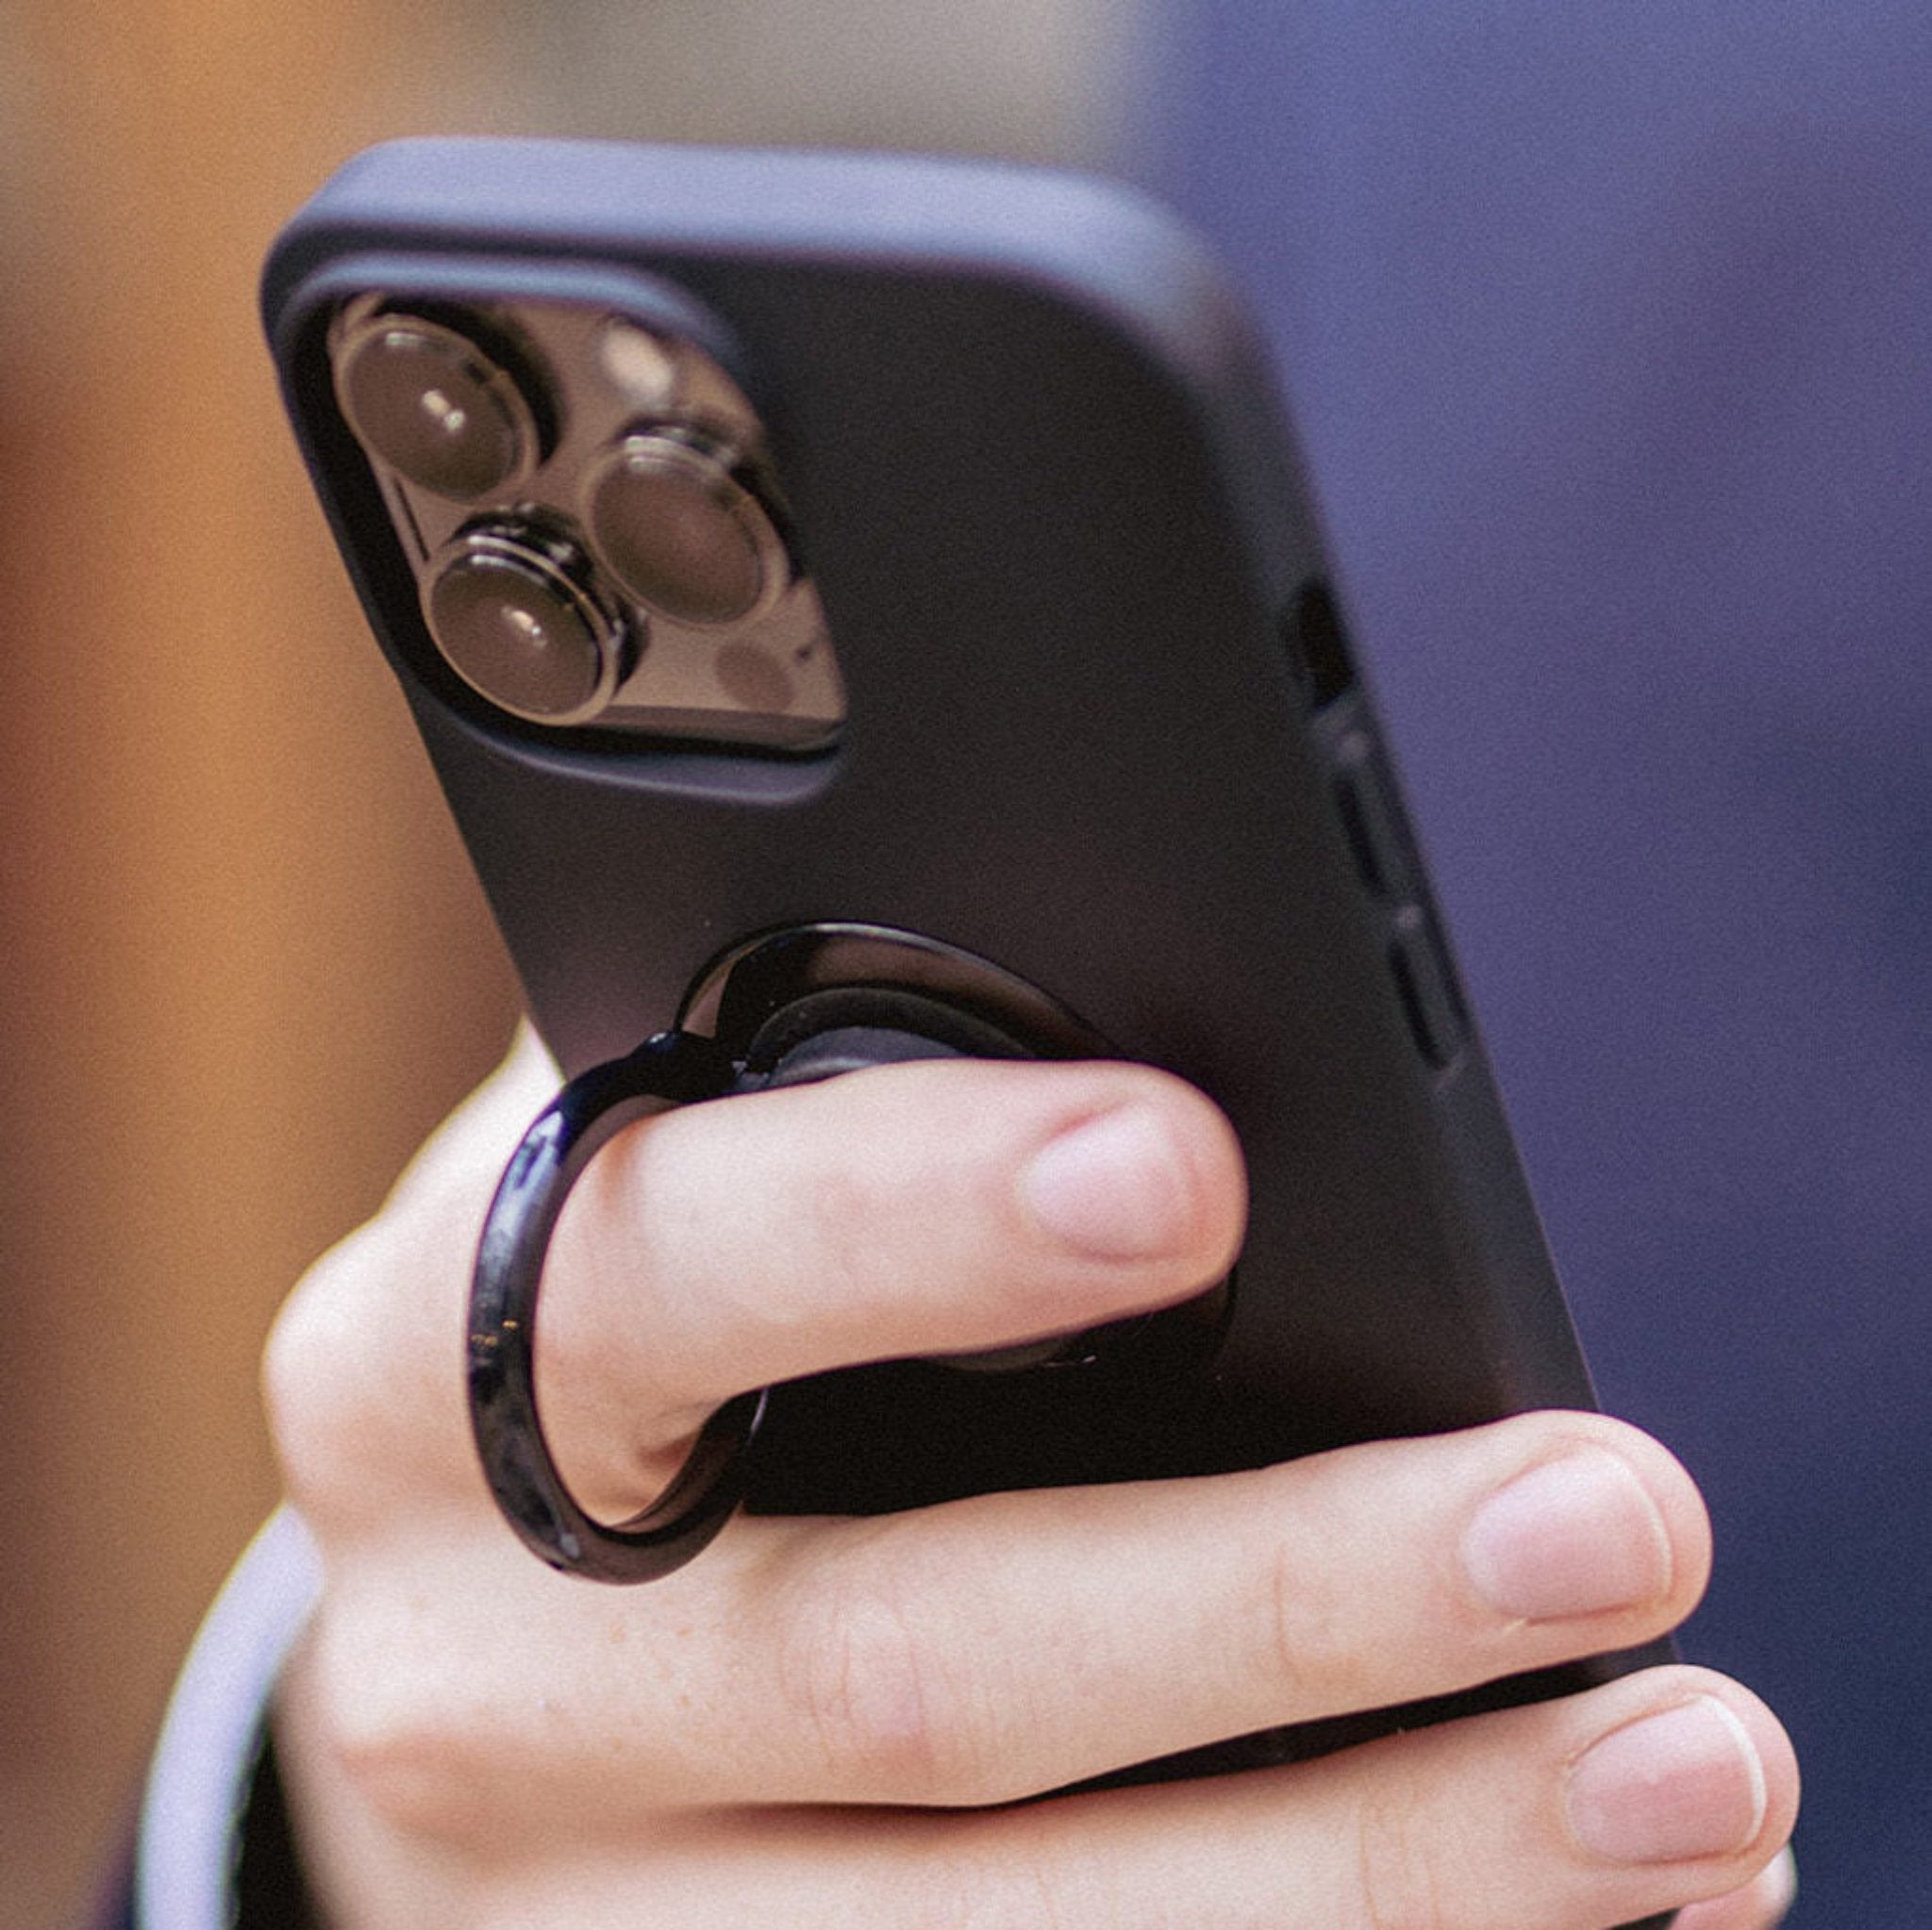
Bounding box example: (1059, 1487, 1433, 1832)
(328, 296, 845, 750)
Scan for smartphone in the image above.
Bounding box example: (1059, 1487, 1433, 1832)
(262, 139, 1672, 1807)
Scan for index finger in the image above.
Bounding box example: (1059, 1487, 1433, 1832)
(540, 1053, 1245, 1517)
(266, 1041, 1245, 1534)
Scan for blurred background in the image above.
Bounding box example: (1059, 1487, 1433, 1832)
(8, 5, 1931, 1926)
(0, 5, 1152, 1922)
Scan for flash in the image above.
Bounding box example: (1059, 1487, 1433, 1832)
(597, 318, 679, 408)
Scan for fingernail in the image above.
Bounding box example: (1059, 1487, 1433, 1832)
(1567, 1697, 1768, 1865)
(1462, 1449, 1673, 1622)
(1021, 1106, 1192, 1259)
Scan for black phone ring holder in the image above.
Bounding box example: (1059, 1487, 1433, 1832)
(467, 1023, 764, 1585)
(466, 923, 1196, 1584)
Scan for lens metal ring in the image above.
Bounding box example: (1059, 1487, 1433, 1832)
(335, 310, 541, 503)
(583, 426, 791, 629)
(423, 521, 633, 725)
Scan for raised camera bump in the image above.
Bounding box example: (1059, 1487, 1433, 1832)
(583, 426, 791, 628)
(423, 519, 634, 724)
(335, 310, 541, 502)
(328, 286, 846, 750)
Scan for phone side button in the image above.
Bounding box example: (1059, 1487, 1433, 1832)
(1331, 731, 1412, 902)
(1388, 908, 1467, 1068)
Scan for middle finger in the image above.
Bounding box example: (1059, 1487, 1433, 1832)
(299, 1408, 1707, 1843)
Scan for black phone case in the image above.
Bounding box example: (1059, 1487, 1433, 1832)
(264, 141, 1673, 1834)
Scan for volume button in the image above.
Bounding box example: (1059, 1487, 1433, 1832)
(1332, 730, 1412, 901)
(1388, 906, 1467, 1068)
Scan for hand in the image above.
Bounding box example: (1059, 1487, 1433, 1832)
(266, 1027, 1797, 1928)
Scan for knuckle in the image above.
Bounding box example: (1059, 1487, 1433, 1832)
(943, 1813, 1095, 1930)
(1254, 1504, 1364, 1711)
(1350, 1774, 1455, 1930)
(259, 1235, 375, 1519)
(261, 1198, 475, 1528)
(300, 1596, 504, 1847)
(775, 1527, 988, 1803)
(793, 1160, 891, 1306)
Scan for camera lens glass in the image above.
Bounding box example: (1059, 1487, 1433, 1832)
(585, 431, 786, 627)
(424, 525, 629, 724)
(336, 314, 537, 502)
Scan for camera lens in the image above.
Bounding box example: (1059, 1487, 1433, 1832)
(423, 524, 631, 724)
(335, 313, 539, 502)
(585, 430, 788, 627)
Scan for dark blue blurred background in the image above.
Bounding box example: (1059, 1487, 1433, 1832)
(1157, 4, 1932, 1919)
(11, 4, 1923, 1918)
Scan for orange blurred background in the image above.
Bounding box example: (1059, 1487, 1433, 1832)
(0, 5, 1146, 1922)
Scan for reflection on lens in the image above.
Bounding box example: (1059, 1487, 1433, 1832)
(337, 315, 537, 502)
(585, 431, 787, 627)
(424, 524, 629, 724)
